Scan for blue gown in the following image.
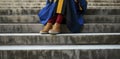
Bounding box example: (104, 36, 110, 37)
(38, 0, 87, 33)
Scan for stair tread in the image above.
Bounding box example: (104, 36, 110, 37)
(0, 45, 120, 50)
(0, 33, 120, 45)
(0, 49, 120, 59)
(0, 15, 120, 23)
(0, 33, 119, 36)
(0, 23, 119, 33)
(0, 9, 120, 15)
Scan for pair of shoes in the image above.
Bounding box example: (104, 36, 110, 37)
(40, 23, 61, 34)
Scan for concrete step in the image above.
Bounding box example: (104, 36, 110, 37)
(0, 0, 119, 6)
(0, 45, 120, 59)
(0, 0, 119, 12)
(0, 24, 42, 33)
(0, 9, 40, 15)
(0, 15, 120, 23)
(85, 9, 120, 15)
(0, 2, 119, 8)
(0, 9, 119, 15)
(0, 23, 119, 33)
(0, 33, 120, 45)
(88, 0, 120, 3)
(0, 15, 39, 23)
(84, 15, 120, 23)
(0, 1, 119, 7)
(0, 0, 119, 2)
(88, 3, 120, 6)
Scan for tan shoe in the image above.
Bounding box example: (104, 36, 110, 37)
(39, 31, 48, 34)
(40, 23, 53, 34)
(48, 23, 61, 34)
(49, 30, 60, 34)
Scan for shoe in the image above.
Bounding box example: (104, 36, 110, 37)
(48, 30, 60, 34)
(39, 23, 52, 34)
(48, 23, 61, 34)
(39, 31, 48, 34)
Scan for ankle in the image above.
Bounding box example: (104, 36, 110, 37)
(52, 23, 61, 31)
(46, 23, 53, 26)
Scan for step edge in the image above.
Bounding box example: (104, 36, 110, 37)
(0, 33, 120, 36)
(0, 45, 120, 50)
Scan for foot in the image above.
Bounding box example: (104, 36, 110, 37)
(49, 23, 61, 34)
(40, 23, 53, 34)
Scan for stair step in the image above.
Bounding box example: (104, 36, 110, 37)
(0, 9, 40, 15)
(0, 45, 120, 50)
(0, 2, 119, 7)
(88, 0, 120, 1)
(0, 9, 119, 15)
(0, 24, 42, 33)
(88, 0, 120, 3)
(0, 15, 39, 23)
(0, 23, 119, 33)
(0, 33, 120, 45)
(88, 3, 120, 6)
(0, 0, 119, 2)
(82, 23, 120, 33)
(0, 1, 119, 7)
(0, 45, 120, 59)
(84, 15, 120, 23)
(86, 9, 120, 15)
(0, 15, 120, 23)
(0, 0, 119, 12)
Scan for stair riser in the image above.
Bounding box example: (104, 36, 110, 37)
(0, 2, 119, 7)
(84, 15, 120, 23)
(81, 24, 120, 33)
(0, 35, 120, 45)
(88, 0, 120, 2)
(89, 0, 120, 1)
(0, 50, 120, 59)
(0, 24, 42, 33)
(0, 9, 40, 15)
(0, 24, 119, 33)
(86, 9, 120, 15)
(0, 1, 119, 7)
(0, 15, 120, 23)
(0, 0, 119, 2)
(0, 9, 120, 15)
(0, 15, 39, 23)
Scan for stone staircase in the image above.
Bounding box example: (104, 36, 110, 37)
(0, 0, 120, 59)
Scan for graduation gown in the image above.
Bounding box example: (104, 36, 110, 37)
(38, 0, 87, 33)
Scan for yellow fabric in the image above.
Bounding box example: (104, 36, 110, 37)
(56, 0, 64, 13)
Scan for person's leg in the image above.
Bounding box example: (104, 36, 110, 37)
(56, 14, 64, 24)
(40, 15, 57, 33)
(49, 14, 63, 33)
(47, 15, 57, 24)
